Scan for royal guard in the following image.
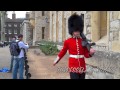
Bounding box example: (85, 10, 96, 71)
(53, 13, 95, 79)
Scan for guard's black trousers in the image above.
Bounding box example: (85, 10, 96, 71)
(70, 72, 85, 79)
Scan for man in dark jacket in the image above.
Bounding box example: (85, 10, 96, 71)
(8, 37, 17, 73)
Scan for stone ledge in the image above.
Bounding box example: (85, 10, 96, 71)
(86, 51, 120, 76)
(86, 64, 114, 79)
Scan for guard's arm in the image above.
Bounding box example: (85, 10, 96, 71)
(53, 40, 68, 66)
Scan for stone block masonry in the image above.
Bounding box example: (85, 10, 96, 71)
(86, 51, 120, 79)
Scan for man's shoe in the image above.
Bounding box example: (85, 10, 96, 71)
(7, 70, 12, 73)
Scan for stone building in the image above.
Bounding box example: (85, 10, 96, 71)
(29, 11, 50, 45)
(5, 12, 24, 42)
(49, 11, 120, 52)
(20, 12, 33, 46)
(0, 11, 7, 41)
(29, 11, 35, 45)
(49, 11, 108, 47)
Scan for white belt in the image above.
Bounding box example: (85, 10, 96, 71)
(69, 55, 84, 59)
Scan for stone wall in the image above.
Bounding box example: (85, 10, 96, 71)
(86, 64, 114, 79)
(109, 11, 120, 52)
(0, 11, 6, 41)
(49, 11, 52, 41)
(32, 11, 49, 45)
(100, 12, 107, 38)
(30, 11, 35, 28)
(86, 50, 120, 79)
(21, 20, 33, 46)
(53, 11, 57, 42)
(84, 11, 92, 39)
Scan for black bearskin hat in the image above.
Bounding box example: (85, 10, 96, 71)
(68, 13, 84, 35)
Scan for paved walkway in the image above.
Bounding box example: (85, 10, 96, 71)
(27, 48, 70, 79)
(0, 46, 12, 79)
(0, 46, 69, 79)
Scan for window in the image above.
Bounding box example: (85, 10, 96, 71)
(14, 24, 17, 27)
(4, 24, 6, 27)
(9, 37, 11, 42)
(42, 11, 45, 16)
(9, 29, 12, 34)
(42, 27, 45, 39)
(8, 24, 11, 27)
(5, 36, 7, 41)
(5, 29, 7, 34)
(14, 29, 17, 34)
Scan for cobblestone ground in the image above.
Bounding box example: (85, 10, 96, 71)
(27, 49, 70, 79)
(0, 46, 12, 79)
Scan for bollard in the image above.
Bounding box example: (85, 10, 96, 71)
(26, 73, 31, 79)
(23, 49, 31, 79)
(25, 65, 29, 70)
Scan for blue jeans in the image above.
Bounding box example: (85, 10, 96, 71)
(10, 56, 14, 71)
(13, 57, 25, 79)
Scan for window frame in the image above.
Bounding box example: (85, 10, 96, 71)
(9, 29, 12, 34)
(14, 29, 17, 34)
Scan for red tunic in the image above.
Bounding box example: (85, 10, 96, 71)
(57, 37, 92, 73)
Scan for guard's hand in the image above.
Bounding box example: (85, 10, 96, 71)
(53, 57, 60, 66)
(53, 60, 58, 66)
(53, 63, 57, 66)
